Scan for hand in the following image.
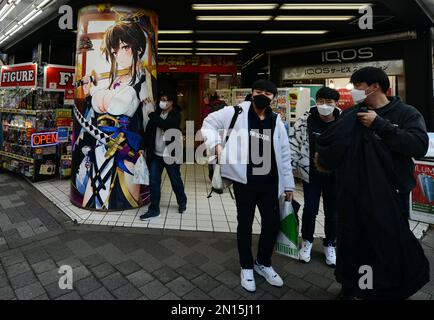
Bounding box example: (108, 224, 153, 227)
(357, 110, 377, 127)
(216, 144, 223, 161)
(284, 191, 293, 201)
(82, 76, 91, 95)
(138, 150, 145, 156)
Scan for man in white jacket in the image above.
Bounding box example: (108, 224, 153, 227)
(201, 80, 295, 293)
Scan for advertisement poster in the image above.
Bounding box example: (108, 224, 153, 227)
(411, 160, 434, 224)
(70, 4, 157, 210)
(232, 88, 251, 106)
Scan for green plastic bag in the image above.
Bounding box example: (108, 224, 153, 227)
(275, 196, 300, 260)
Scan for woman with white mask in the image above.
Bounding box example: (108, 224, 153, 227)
(289, 87, 341, 267)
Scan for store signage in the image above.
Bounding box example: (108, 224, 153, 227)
(282, 60, 404, 80)
(321, 47, 373, 63)
(43, 64, 75, 92)
(56, 109, 72, 127)
(0, 63, 37, 89)
(57, 127, 69, 143)
(31, 132, 58, 148)
(411, 160, 434, 224)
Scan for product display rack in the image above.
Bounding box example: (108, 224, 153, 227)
(0, 88, 66, 182)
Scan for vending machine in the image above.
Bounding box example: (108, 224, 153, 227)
(271, 87, 311, 130)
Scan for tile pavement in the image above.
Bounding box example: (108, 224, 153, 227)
(0, 171, 433, 300)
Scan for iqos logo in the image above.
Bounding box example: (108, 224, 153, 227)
(321, 47, 373, 63)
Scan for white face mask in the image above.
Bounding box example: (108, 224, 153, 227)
(351, 86, 375, 104)
(317, 104, 335, 116)
(159, 101, 169, 110)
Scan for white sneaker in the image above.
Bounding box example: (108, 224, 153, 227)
(324, 245, 336, 267)
(240, 269, 256, 292)
(253, 262, 284, 287)
(299, 240, 313, 263)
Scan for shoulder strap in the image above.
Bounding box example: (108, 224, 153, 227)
(225, 105, 242, 143)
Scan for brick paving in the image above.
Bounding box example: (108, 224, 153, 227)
(0, 171, 433, 300)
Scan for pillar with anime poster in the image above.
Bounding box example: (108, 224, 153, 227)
(70, 4, 157, 211)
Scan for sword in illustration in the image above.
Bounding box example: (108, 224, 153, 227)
(73, 105, 136, 159)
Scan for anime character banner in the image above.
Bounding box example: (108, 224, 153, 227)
(70, 4, 157, 211)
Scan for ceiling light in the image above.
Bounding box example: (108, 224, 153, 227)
(197, 16, 272, 21)
(158, 48, 194, 51)
(195, 52, 238, 56)
(280, 3, 373, 10)
(192, 3, 279, 10)
(158, 40, 194, 44)
(196, 30, 259, 34)
(158, 30, 194, 34)
(158, 52, 193, 55)
(0, 35, 10, 44)
(196, 40, 250, 44)
(0, 3, 16, 22)
(261, 30, 329, 34)
(20, 9, 43, 26)
(196, 48, 242, 51)
(5, 24, 20, 36)
(8, 24, 23, 36)
(37, 0, 55, 9)
(275, 15, 354, 21)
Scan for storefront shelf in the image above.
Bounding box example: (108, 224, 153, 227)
(0, 151, 34, 164)
(0, 109, 56, 115)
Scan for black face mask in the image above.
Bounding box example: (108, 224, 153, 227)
(253, 94, 271, 110)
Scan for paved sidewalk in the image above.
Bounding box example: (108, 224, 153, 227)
(0, 172, 433, 300)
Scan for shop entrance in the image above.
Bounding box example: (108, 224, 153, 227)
(158, 73, 200, 134)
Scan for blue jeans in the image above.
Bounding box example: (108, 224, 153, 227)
(148, 155, 187, 213)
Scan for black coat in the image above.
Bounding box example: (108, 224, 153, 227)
(141, 105, 181, 164)
(315, 106, 430, 299)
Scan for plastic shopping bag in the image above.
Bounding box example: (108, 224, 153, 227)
(275, 196, 300, 260)
(133, 154, 149, 185)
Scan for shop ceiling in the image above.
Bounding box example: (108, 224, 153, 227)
(0, 0, 432, 63)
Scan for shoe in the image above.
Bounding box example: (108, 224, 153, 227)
(324, 245, 336, 267)
(299, 240, 313, 263)
(178, 204, 186, 214)
(139, 210, 160, 220)
(240, 268, 256, 292)
(253, 261, 283, 287)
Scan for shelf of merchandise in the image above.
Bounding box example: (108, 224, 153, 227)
(0, 108, 56, 115)
(0, 151, 34, 164)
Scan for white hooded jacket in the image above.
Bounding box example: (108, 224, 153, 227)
(201, 101, 295, 197)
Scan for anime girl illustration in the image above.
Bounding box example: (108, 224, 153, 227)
(71, 7, 157, 210)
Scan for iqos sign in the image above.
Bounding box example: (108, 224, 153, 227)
(321, 47, 373, 63)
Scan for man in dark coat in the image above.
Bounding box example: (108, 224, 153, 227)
(315, 67, 430, 299)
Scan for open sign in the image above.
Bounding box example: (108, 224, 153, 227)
(31, 132, 59, 148)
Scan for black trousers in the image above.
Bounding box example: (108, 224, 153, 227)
(301, 177, 337, 247)
(233, 181, 280, 269)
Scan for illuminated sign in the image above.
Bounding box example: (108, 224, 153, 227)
(43, 64, 75, 92)
(0, 63, 37, 89)
(31, 132, 59, 148)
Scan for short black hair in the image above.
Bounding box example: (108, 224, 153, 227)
(160, 92, 175, 102)
(251, 79, 278, 97)
(316, 87, 340, 102)
(350, 67, 390, 93)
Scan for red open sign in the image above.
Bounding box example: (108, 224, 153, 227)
(31, 132, 58, 148)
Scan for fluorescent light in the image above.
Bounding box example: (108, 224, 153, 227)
(196, 40, 250, 44)
(37, 0, 54, 9)
(192, 3, 278, 10)
(197, 16, 272, 21)
(0, 4, 15, 22)
(195, 52, 238, 56)
(196, 30, 259, 34)
(158, 52, 193, 55)
(158, 30, 194, 34)
(158, 40, 194, 44)
(0, 3, 12, 19)
(21, 9, 43, 26)
(197, 48, 242, 51)
(8, 24, 23, 36)
(158, 47, 194, 51)
(261, 30, 329, 34)
(5, 24, 20, 35)
(0, 35, 10, 44)
(18, 8, 38, 25)
(280, 3, 372, 10)
(275, 15, 354, 21)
